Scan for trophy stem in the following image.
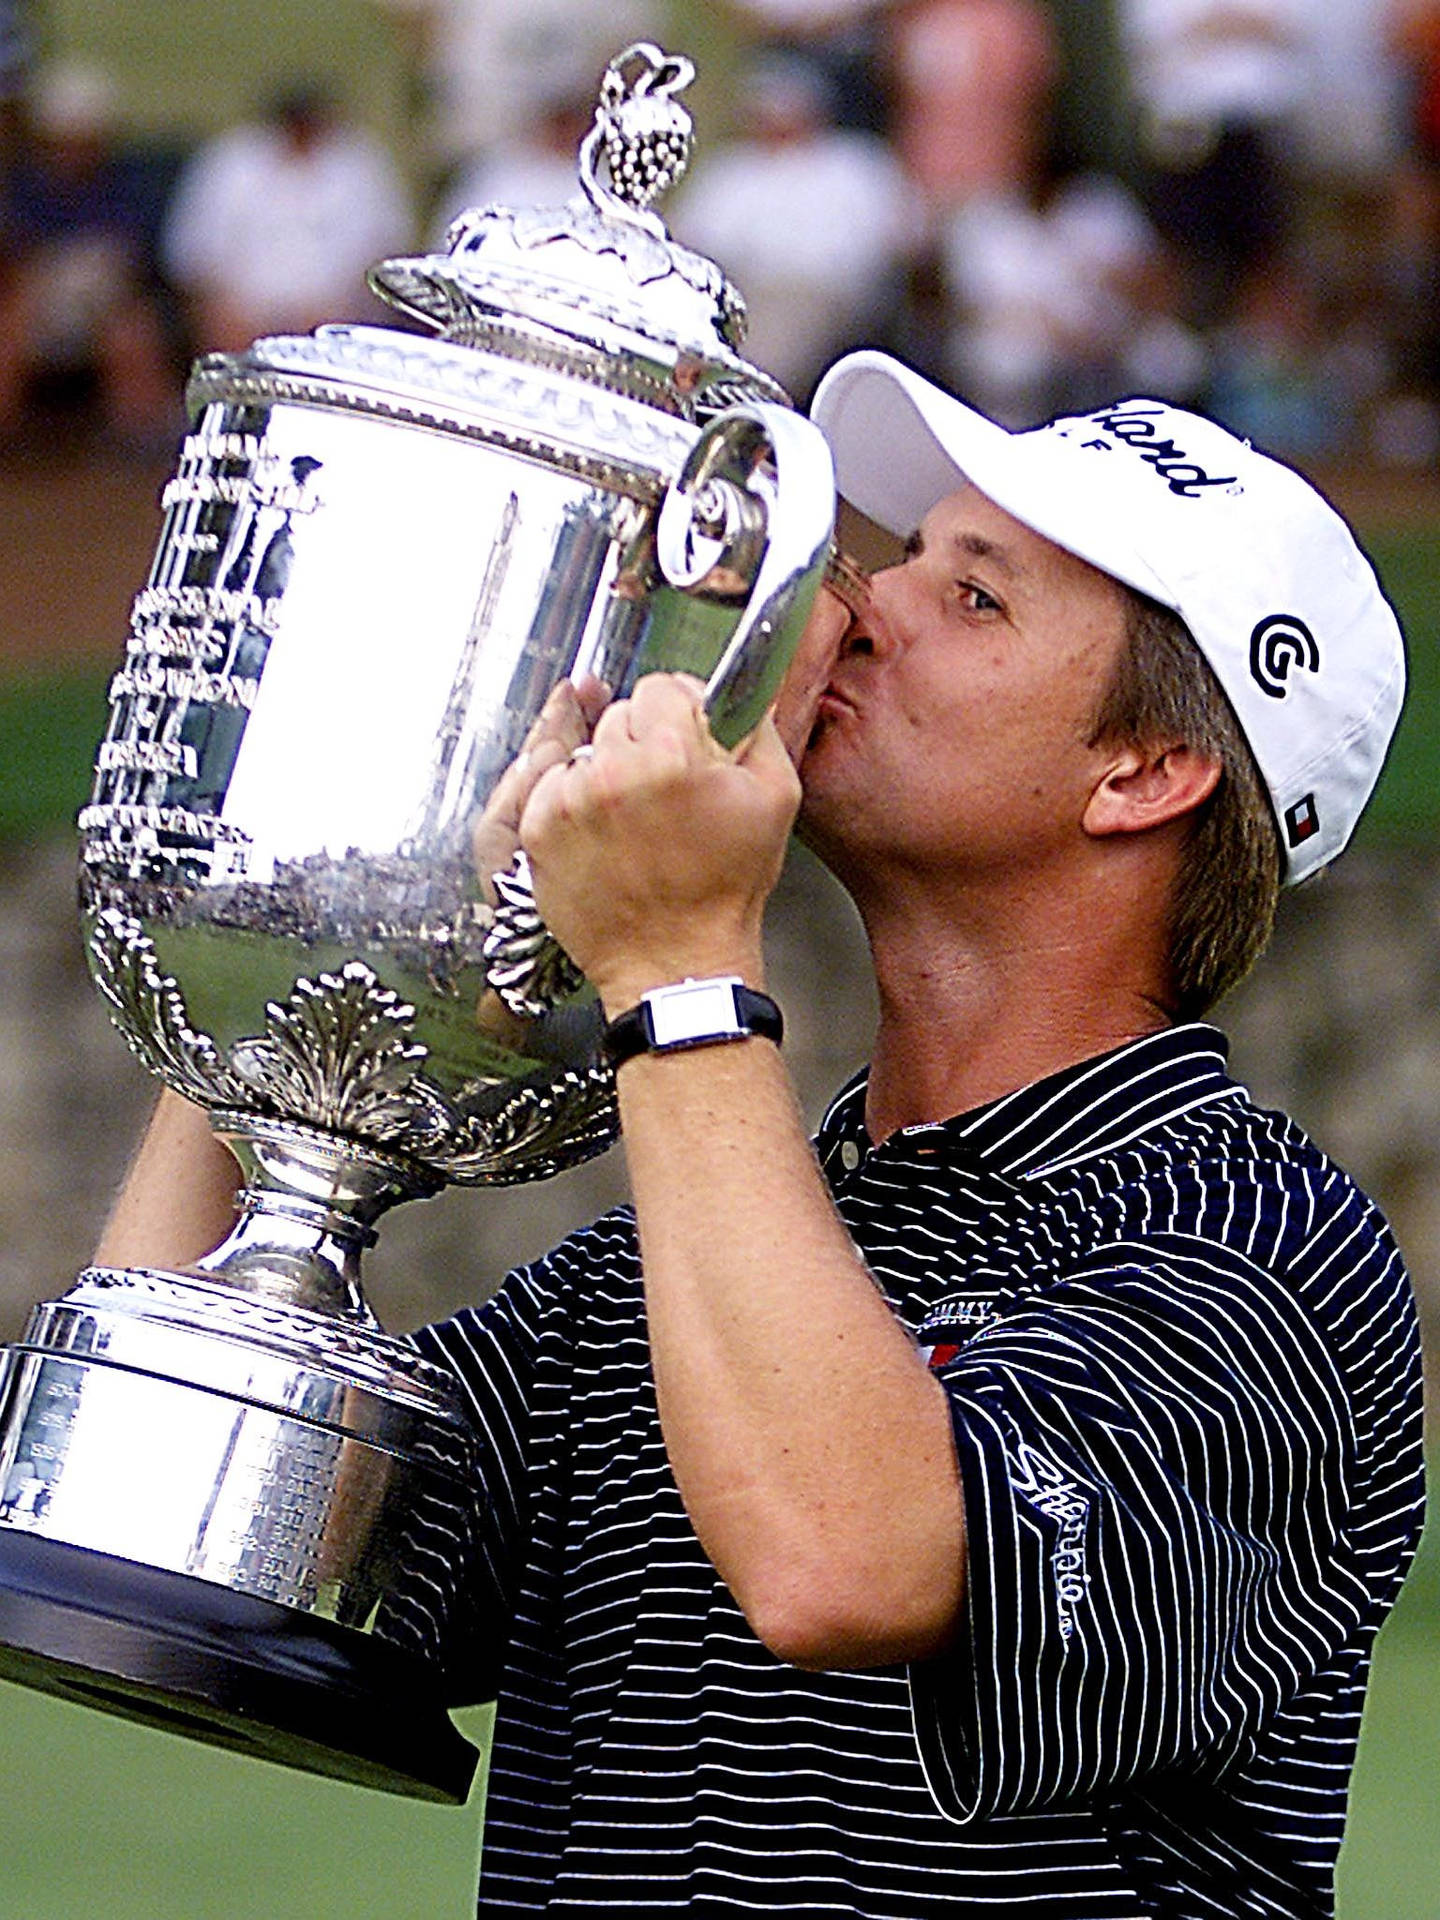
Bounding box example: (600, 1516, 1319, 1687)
(194, 1112, 441, 1319)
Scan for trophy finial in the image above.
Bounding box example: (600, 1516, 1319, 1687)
(579, 43, 697, 234)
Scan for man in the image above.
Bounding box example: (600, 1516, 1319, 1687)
(0, 63, 175, 442)
(101, 354, 1423, 1916)
(1121, 0, 1312, 328)
(365, 0, 659, 183)
(889, 0, 1060, 217)
(160, 83, 411, 355)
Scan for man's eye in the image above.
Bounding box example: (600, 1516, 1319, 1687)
(959, 582, 1002, 614)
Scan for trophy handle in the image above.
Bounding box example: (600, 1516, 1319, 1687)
(655, 402, 835, 749)
(479, 404, 834, 1023)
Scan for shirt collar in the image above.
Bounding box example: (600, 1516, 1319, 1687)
(817, 1024, 1239, 1183)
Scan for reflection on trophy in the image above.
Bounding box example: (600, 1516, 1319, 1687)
(0, 46, 835, 1800)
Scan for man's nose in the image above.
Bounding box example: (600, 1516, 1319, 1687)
(839, 571, 901, 659)
(839, 613, 876, 657)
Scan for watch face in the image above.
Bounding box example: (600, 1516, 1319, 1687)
(646, 977, 744, 1049)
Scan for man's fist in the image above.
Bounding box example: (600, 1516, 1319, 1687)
(519, 674, 800, 1016)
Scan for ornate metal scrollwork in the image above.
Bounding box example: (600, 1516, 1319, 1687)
(86, 909, 617, 1180)
(71, 1265, 459, 1394)
(457, 42, 724, 321)
(441, 1068, 618, 1183)
(584, 44, 697, 229)
(481, 852, 587, 1020)
(88, 907, 239, 1108)
(227, 962, 455, 1152)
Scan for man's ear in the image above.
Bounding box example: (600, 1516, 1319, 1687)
(1083, 742, 1223, 840)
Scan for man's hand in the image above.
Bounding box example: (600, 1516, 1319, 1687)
(471, 673, 610, 904)
(519, 674, 801, 1016)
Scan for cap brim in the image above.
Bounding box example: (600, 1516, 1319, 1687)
(810, 351, 1175, 607)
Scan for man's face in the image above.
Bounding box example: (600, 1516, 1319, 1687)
(797, 484, 1132, 889)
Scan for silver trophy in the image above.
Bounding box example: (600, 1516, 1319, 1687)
(0, 46, 835, 1799)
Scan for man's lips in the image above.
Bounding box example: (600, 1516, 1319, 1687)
(804, 686, 860, 759)
(817, 685, 859, 720)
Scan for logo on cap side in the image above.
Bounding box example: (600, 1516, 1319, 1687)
(1250, 614, 1321, 699)
(1084, 404, 1238, 498)
(1284, 793, 1320, 848)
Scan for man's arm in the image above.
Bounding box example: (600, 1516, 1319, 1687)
(94, 1089, 240, 1269)
(521, 673, 966, 1669)
(616, 1035, 966, 1670)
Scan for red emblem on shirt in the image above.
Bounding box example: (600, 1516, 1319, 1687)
(923, 1342, 963, 1371)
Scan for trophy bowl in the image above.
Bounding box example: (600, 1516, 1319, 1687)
(0, 44, 835, 1799)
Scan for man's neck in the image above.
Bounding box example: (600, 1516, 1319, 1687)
(852, 863, 1175, 1144)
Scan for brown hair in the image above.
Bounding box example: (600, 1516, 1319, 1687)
(1090, 590, 1283, 1019)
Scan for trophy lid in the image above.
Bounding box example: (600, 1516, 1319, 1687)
(369, 44, 782, 407)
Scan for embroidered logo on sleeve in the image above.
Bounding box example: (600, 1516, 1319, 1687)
(1012, 1440, 1092, 1640)
(917, 1294, 1000, 1369)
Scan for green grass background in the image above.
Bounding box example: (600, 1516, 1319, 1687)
(0, 1695, 493, 1919)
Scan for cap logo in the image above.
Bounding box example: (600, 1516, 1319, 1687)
(1284, 793, 1320, 848)
(1250, 614, 1320, 700)
(1084, 404, 1238, 498)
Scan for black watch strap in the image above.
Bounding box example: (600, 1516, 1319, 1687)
(602, 976, 783, 1069)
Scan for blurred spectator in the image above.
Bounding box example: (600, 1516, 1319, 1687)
(724, 0, 894, 136)
(888, 0, 1059, 219)
(1369, 1, 1440, 458)
(1208, 263, 1352, 458)
(670, 52, 917, 400)
(1392, 0, 1440, 157)
(429, 87, 592, 244)
(940, 156, 1207, 423)
(369, 0, 658, 181)
(1304, 0, 1405, 181)
(162, 83, 412, 353)
(0, 63, 176, 444)
(1120, 0, 1313, 327)
(0, 0, 33, 120)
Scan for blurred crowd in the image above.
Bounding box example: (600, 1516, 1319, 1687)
(5, 0, 1440, 466)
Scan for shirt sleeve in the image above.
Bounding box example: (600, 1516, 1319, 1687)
(909, 1232, 1363, 1824)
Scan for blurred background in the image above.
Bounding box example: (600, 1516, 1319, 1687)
(2, 0, 1439, 1912)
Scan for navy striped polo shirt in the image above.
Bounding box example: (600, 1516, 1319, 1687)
(411, 1022, 1425, 1917)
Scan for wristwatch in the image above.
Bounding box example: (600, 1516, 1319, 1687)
(601, 976, 783, 1068)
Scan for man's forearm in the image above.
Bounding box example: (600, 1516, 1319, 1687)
(514, 672, 965, 1668)
(618, 1035, 966, 1671)
(94, 1089, 241, 1269)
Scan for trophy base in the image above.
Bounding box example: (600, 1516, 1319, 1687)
(0, 1532, 481, 1803)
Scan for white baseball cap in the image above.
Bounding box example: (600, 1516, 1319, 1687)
(810, 350, 1406, 883)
